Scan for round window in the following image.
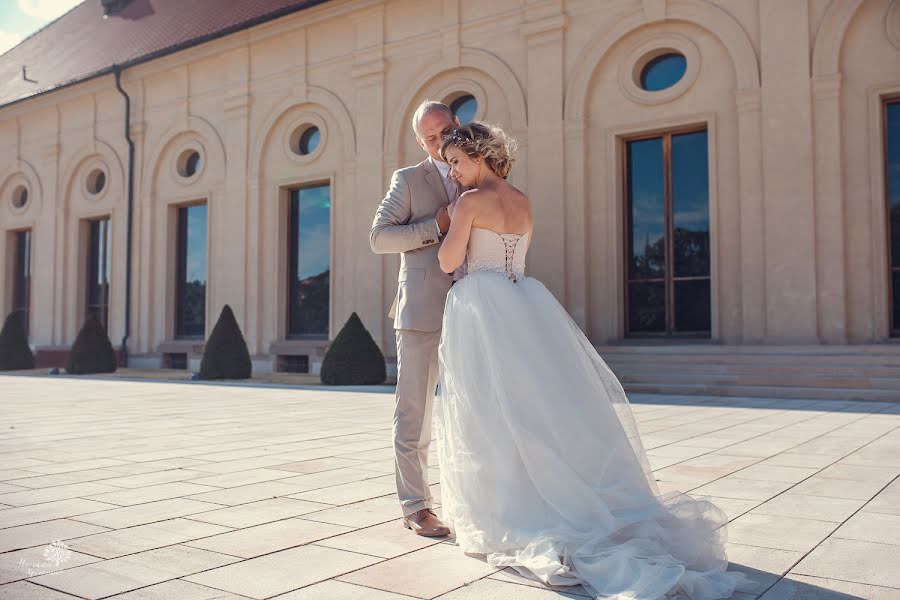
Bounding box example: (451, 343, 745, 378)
(177, 149, 202, 178)
(450, 94, 477, 124)
(639, 52, 687, 91)
(86, 169, 106, 195)
(290, 125, 321, 156)
(12, 185, 28, 209)
(299, 126, 320, 155)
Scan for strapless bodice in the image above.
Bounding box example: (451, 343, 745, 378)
(465, 227, 530, 282)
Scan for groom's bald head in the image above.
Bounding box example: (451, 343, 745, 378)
(412, 100, 459, 162)
(412, 100, 454, 135)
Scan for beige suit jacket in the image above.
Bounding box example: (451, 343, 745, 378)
(370, 158, 462, 332)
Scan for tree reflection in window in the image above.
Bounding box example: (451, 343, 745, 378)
(288, 184, 330, 337)
(626, 129, 710, 335)
(175, 204, 207, 338)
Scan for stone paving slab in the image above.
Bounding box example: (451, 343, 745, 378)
(1, 376, 899, 599)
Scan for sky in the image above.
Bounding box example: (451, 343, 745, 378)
(0, 0, 83, 56)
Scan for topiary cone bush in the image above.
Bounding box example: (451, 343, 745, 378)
(320, 312, 386, 385)
(0, 310, 35, 371)
(199, 304, 252, 380)
(65, 312, 117, 374)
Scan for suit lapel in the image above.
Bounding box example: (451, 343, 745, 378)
(422, 158, 451, 206)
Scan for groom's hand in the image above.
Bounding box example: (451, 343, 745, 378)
(436, 206, 451, 235)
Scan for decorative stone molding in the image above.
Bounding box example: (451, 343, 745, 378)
(887, 0, 900, 51)
(171, 141, 206, 187)
(4, 174, 31, 217)
(433, 80, 488, 123)
(81, 159, 110, 203)
(812, 0, 864, 77)
(734, 89, 761, 113)
(249, 87, 357, 175)
(1, 160, 41, 222)
(565, 0, 759, 120)
(521, 14, 567, 46)
(224, 92, 252, 117)
(812, 74, 842, 101)
(142, 115, 227, 196)
(351, 57, 387, 82)
(642, 0, 666, 23)
(282, 112, 328, 166)
(384, 47, 527, 156)
(617, 32, 700, 105)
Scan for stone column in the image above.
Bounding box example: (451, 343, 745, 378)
(41, 138, 61, 347)
(735, 89, 765, 343)
(523, 2, 568, 306)
(216, 48, 252, 339)
(759, 0, 819, 343)
(563, 117, 589, 333)
(350, 6, 386, 341)
(811, 74, 847, 343)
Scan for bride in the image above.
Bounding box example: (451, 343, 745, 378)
(434, 122, 757, 600)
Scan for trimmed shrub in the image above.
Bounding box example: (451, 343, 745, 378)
(66, 312, 117, 374)
(66, 313, 116, 375)
(0, 311, 35, 371)
(199, 304, 252, 380)
(320, 312, 386, 385)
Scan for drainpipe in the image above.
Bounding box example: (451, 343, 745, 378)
(113, 64, 134, 367)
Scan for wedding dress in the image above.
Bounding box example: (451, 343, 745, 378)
(435, 226, 757, 600)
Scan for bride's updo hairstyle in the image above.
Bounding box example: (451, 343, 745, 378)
(439, 122, 517, 179)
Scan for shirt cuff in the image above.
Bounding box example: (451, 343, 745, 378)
(435, 218, 443, 238)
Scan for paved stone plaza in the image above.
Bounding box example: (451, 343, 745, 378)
(0, 376, 898, 600)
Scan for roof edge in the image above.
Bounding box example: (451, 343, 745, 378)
(0, 0, 331, 111)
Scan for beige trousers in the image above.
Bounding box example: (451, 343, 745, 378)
(393, 328, 441, 517)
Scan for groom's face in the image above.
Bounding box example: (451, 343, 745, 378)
(416, 111, 459, 163)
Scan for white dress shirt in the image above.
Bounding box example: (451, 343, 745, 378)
(430, 156, 456, 238)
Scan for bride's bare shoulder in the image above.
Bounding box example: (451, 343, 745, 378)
(455, 188, 488, 209)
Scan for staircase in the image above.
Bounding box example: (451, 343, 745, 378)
(596, 344, 900, 401)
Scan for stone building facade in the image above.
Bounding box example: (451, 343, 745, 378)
(1, 0, 899, 374)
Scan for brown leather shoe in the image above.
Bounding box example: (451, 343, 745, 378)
(402, 508, 451, 537)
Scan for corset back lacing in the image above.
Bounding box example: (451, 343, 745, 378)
(500, 234, 522, 283)
(465, 228, 527, 283)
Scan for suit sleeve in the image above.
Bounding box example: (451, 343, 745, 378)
(370, 169, 442, 254)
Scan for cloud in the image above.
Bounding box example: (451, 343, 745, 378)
(17, 0, 83, 21)
(0, 30, 24, 55)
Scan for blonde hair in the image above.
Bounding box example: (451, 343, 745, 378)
(438, 122, 517, 179)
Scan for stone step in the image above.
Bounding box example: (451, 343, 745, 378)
(596, 344, 900, 355)
(604, 362, 900, 378)
(598, 352, 900, 367)
(613, 370, 900, 391)
(621, 382, 899, 402)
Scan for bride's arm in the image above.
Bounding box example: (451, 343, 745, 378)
(438, 193, 477, 274)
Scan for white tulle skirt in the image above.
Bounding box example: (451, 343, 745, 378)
(436, 272, 757, 600)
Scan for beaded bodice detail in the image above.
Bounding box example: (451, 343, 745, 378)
(466, 227, 530, 283)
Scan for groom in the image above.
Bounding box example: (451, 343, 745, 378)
(370, 100, 462, 537)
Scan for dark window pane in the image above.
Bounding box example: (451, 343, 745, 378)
(628, 281, 665, 333)
(674, 279, 711, 333)
(185, 152, 201, 177)
(672, 131, 710, 277)
(893, 271, 900, 333)
(627, 138, 665, 279)
(13, 229, 32, 335)
(176, 204, 207, 338)
(450, 95, 477, 125)
(888, 102, 900, 268)
(86, 218, 111, 331)
(299, 126, 320, 155)
(640, 53, 686, 92)
(288, 185, 330, 336)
